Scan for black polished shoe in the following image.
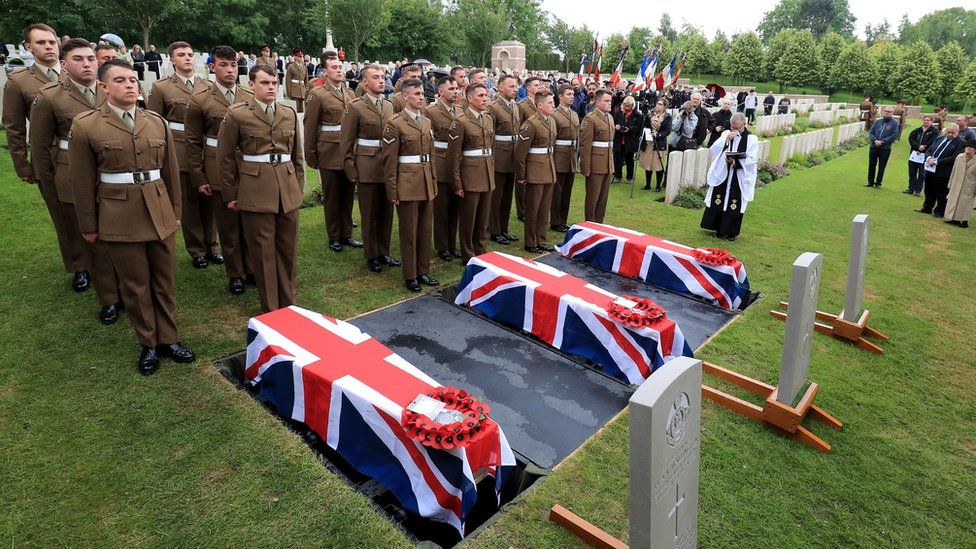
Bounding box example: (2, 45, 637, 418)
(914, 208, 932, 214)
(157, 342, 196, 363)
(960, 221, 969, 228)
(864, 182, 875, 187)
(352, 221, 358, 228)
(502, 232, 519, 242)
(340, 237, 363, 248)
(945, 219, 960, 225)
(517, 214, 525, 222)
(367, 258, 383, 273)
(560, 224, 571, 231)
(418, 274, 439, 286)
(902, 189, 914, 194)
(380, 255, 401, 267)
(437, 250, 453, 261)
(138, 346, 160, 376)
(73, 271, 91, 293)
(551, 225, 568, 233)
(100, 302, 121, 325)
(206, 252, 225, 265)
(229, 277, 245, 295)
(329, 240, 344, 252)
(404, 278, 422, 292)
(538, 244, 555, 252)
(191, 256, 208, 269)
(491, 234, 510, 245)
(524, 245, 542, 253)
(450, 249, 462, 258)
(726, 236, 737, 242)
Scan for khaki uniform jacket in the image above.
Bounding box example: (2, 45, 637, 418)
(424, 100, 463, 185)
(3, 64, 60, 179)
(285, 62, 308, 100)
(217, 98, 305, 213)
(29, 78, 106, 203)
(147, 74, 211, 171)
(518, 97, 538, 123)
(486, 97, 521, 174)
(454, 109, 495, 193)
(515, 113, 557, 184)
(304, 82, 355, 171)
(382, 111, 437, 202)
(859, 100, 875, 122)
(893, 106, 906, 130)
(69, 106, 181, 242)
(579, 109, 615, 176)
(553, 105, 580, 173)
(339, 94, 394, 183)
(185, 84, 254, 190)
(255, 56, 275, 72)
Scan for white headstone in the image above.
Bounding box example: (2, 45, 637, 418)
(629, 357, 702, 549)
(681, 149, 697, 187)
(842, 215, 870, 322)
(777, 252, 823, 406)
(665, 151, 683, 204)
(694, 147, 710, 186)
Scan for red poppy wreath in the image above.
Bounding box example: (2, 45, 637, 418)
(401, 387, 492, 450)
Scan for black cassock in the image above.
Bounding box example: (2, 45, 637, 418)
(700, 129, 750, 238)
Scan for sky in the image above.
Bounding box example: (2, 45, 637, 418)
(539, 0, 967, 39)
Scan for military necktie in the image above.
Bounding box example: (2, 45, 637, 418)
(185, 78, 194, 92)
(375, 98, 383, 113)
(123, 112, 135, 131)
(47, 67, 58, 82)
(84, 87, 96, 108)
(266, 104, 275, 124)
(225, 89, 235, 104)
(415, 114, 421, 125)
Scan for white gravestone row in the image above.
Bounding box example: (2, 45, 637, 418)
(780, 128, 837, 163)
(836, 122, 861, 145)
(777, 252, 824, 406)
(629, 357, 702, 549)
(756, 140, 771, 163)
(664, 148, 712, 205)
(755, 113, 796, 135)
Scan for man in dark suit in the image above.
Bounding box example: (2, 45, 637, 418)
(690, 92, 711, 146)
(916, 124, 961, 217)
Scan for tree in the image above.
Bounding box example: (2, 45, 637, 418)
(935, 41, 968, 107)
(682, 34, 714, 80)
(363, 0, 450, 62)
(816, 32, 846, 92)
(955, 60, 976, 111)
(898, 8, 976, 57)
(758, 0, 855, 42)
(327, 0, 389, 62)
(723, 32, 763, 85)
(893, 41, 940, 105)
(97, 0, 182, 49)
(763, 29, 794, 84)
(863, 19, 895, 46)
(829, 41, 877, 95)
(547, 17, 594, 73)
(451, 0, 508, 66)
(868, 41, 903, 97)
(775, 29, 819, 91)
(658, 14, 677, 42)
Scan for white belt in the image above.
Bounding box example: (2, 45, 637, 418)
(58, 139, 69, 150)
(528, 147, 552, 154)
(494, 135, 514, 142)
(205, 137, 218, 147)
(167, 121, 185, 132)
(242, 153, 292, 164)
(398, 154, 430, 164)
(555, 139, 576, 147)
(290, 79, 302, 84)
(433, 141, 448, 149)
(319, 124, 341, 132)
(592, 141, 611, 148)
(357, 138, 380, 147)
(99, 169, 161, 184)
(462, 148, 492, 157)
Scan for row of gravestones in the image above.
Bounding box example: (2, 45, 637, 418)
(809, 108, 858, 124)
(662, 140, 772, 205)
(836, 122, 863, 144)
(755, 113, 796, 135)
(810, 102, 848, 112)
(778, 127, 835, 164)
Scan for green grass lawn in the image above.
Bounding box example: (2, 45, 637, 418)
(1, 124, 974, 547)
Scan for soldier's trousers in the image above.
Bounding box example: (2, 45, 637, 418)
(37, 178, 85, 273)
(434, 183, 460, 252)
(242, 208, 299, 312)
(489, 171, 516, 235)
(550, 172, 575, 227)
(211, 189, 248, 279)
(515, 176, 526, 219)
(321, 169, 355, 242)
(459, 190, 491, 262)
(292, 98, 304, 114)
(63, 202, 120, 306)
(358, 182, 393, 260)
(180, 172, 218, 259)
(106, 234, 179, 347)
(523, 183, 554, 249)
(585, 172, 612, 223)
(396, 200, 433, 280)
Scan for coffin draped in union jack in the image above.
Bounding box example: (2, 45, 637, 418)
(244, 306, 516, 535)
(556, 222, 751, 310)
(455, 252, 693, 385)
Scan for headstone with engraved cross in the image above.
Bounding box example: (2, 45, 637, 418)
(776, 252, 823, 406)
(629, 356, 702, 549)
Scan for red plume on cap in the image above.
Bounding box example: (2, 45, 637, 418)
(293, 49, 303, 56)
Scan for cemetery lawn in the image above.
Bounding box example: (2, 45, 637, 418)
(1, 124, 974, 547)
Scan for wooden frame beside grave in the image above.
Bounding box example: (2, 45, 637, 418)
(770, 304, 888, 355)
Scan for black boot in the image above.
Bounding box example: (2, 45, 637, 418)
(655, 170, 664, 191)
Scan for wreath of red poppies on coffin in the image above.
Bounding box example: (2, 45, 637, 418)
(692, 247, 737, 266)
(401, 387, 492, 450)
(605, 296, 668, 329)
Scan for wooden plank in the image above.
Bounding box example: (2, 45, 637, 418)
(702, 361, 774, 396)
(808, 404, 843, 430)
(549, 505, 628, 549)
(702, 385, 765, 422)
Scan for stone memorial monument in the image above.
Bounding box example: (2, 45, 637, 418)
(491, 40, 526, 73)
(776, 252, 822, 406)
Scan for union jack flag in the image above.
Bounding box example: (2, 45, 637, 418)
(556, 222, 750, 310)
(245, 306, 516, 534)
(455, 252, 693, 385)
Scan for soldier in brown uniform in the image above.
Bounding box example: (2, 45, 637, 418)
(2, 24, 84, 289)
(285, 50, 308, 114)
(30, 39, 122, 324)
(893, 99, 907, 141)
(217, 65, 305, 312)
(515, 76, 544, 222)
(148, 41, 221, 269)
(70, 60, 195, 375)
(391, 64, 423, 113)
(185, 45, 254, 295)
(550, 84, 580, 232)
(859, 95, 875, 133)
(340, 64, 399, 273)
(515, 90, 557, 253)
(454, 83, 495, 262)
(255, 46, 275, 72)
(459, 68, 488, 110)
(304, 52, 362, 253)
(425, 76, 464, 261)
(579, 89, 615, 223)
(382, 78, 440, 293)
(486, 74, 520, 245)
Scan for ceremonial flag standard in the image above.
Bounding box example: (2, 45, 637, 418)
(652, 52, 677, 92)
(670, 52, 688, 87)
(586, 36, 598, 73)
(644, 47, 660, 89)
(608, 43, 629, 89)
(632, 51, 650, 91)
(595, 43, 604, 82)
(577, 52, 587, 85)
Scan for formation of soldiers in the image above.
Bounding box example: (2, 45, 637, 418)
(3, 24, 623, 375)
